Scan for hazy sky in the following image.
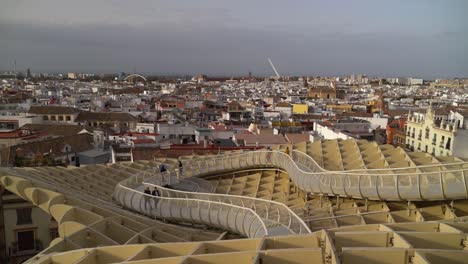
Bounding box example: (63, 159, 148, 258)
(1, 0, 467, 78)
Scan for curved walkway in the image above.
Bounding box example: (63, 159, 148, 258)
(113, 149, 468, 237)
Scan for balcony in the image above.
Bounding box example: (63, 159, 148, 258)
(411, 133, 415, 138)
(8, 240, 43, 257)
(432, 140, 436, 146)
(417, 135, 422, 140)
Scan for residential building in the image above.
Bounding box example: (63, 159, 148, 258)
(28, 106, 81, 123)
(308, 86, 336, 100)
(313, 119, 373, 140)
(292, 104, 308, 114)
(75, 111, 138, 132)
(0, 189, 57, 264)
(406, 106, 468, 157)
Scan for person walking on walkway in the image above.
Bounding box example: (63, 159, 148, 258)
(159, 163, 167, 173)
(143, 186, 152, 211)
(151, 186, 160, 209)
(178, 159, 183, 175)
(284, 146, 290, 156)
(266, 145, 272, 164)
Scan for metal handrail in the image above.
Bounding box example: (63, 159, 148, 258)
(115, 178, 268, 238)
(114, 147, 468, 239)
(142, 178, 308, 234)
(133, 162, 310, 234)
(291, 149, 468, 173)
(152, 150, 468, 201)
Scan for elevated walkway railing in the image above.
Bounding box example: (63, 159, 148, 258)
(114, 174, 268, 238)
(114, 148, 468, 238)
(142, 172, 310, 235)
(140, 150, 468, 201)
(289, 150, 468, 201)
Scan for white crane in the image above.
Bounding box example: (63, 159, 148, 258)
(267, 58, 281, 78)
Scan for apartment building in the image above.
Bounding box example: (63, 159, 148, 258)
(0, 188, 57, 264)
(406, 106, 468, 157)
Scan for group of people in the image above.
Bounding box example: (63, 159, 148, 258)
(143, 159, 184, 212)
(159, 159, 183, 174)
(143, 186, 160, 211)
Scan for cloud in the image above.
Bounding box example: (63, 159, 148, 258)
(1, 0, 467, 78)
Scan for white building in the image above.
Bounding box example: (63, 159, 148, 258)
(406, 106, 468, 158)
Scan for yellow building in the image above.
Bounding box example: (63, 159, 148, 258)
(0, 188, 57, 263)
(292, 104, 308, 114)
(406, 106, 468, 157)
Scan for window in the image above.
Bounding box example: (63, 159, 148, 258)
(16, 207, 32, 225)
(425, 127, 430, 139)
(58, 116, 64, 121)
(446, 137, 451, 150)
(16, 230, 35, 252)
(66, 115, 71, 121)
(50, 116, 56, 121)
(43, 116, 48, 121)
(49, 228, 59, 240)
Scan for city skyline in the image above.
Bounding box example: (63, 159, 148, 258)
(1, 0, 467, 79)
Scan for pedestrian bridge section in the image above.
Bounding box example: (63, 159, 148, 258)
(112, 140, 468, 238)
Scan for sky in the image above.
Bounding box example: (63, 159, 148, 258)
(1, 0, 467, 78)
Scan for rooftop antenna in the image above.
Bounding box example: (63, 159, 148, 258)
(267, 58, 281, 78)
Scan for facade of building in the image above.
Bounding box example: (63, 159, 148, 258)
(308, 86, 337, 100)
(75, 112, 138, 132)
(0, 189, 57, 264)
(28, 106, 81, 123)
(292, 104, 308, 114)
(386, 118, 407, 147)
(406, 106, 468, 157)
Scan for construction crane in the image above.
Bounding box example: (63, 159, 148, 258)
(267, 58, 281, 78)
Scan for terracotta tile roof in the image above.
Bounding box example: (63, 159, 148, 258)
(28, 105, 81, 115)
(285, 133, 310, 144)
(75, 111, 138, 122)
(337, 112, 373, 118)
(2, 134, 94, 165)
(275, 102, 292, 107)
(234, 134, 287, 145)
(21, 124, 93, 136)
